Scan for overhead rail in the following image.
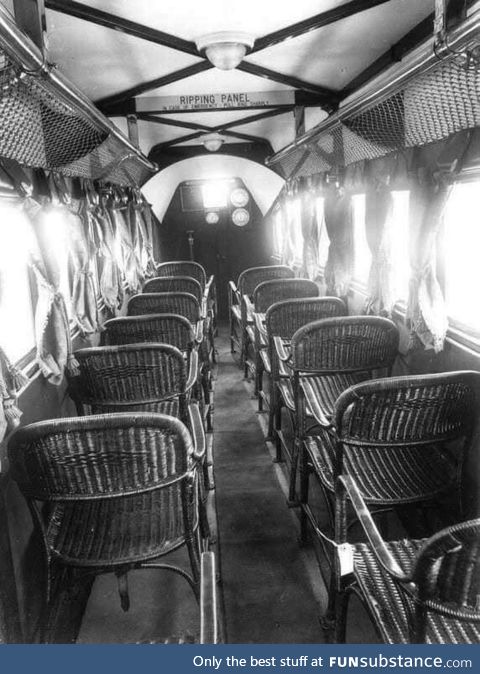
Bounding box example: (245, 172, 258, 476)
(0, 4, 157, 187)
(266, 2, 480, 178)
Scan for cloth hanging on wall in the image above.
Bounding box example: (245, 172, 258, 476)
(324, 184, 354, 297)
(110, 195, 142, 293)
(92, 200, 124, 313)
(0, 347, 28, 442)
(364, 183, 395, 315)
(300, 180, 321, 280)
(23, 196, 79, 384)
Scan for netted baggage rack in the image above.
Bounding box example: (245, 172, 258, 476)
(0, 8, 156, 187)
(267, 8, 480, 179)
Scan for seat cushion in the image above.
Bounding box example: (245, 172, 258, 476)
(47, 487, 199, 566)
(305, 432, 459, 503)
(353, 539, 480, 643)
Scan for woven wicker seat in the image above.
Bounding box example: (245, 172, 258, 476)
(228, 265, 294, 366)
(102, 313, 195, 352)
(261, 297, 346, 462)
(246, 278, 319, 393)
(287, 316, 399, 523)
(8, 413, 204, 642)
(155, 261, 217, 353)
(127, 293, 212, 415)
(335, 475, 480, 643)
(143, 276, 203, 305)
(69, 344, 211, 497)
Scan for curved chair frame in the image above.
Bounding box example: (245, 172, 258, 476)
(8, 413, 204, 642)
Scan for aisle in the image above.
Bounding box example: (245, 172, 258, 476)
(213, 327, 326, 643)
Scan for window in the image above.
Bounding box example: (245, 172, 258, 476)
(0, 205, 36, 363)
(352, 194, 371, 284)
(390, 190, 410, 303)
(443, 181, 480, 333)
(287, 198, 303, 263)
(316, 197, 329, 269)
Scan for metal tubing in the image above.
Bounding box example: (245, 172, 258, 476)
(267, 2, 480, 166)
(0, 4, 156, 172)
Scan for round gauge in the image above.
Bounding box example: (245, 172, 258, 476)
(230, 187, 249, 208)
(205, 211, 219, 224)
(232, 208, 250, 227)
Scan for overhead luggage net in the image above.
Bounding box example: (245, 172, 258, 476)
(268, 36, 480, 180)
(0, 47, 155, 187)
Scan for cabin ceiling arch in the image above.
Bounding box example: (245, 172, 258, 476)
(142, 154, 285, 222)
(40, 0, 442, 161)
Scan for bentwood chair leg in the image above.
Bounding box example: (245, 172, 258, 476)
(288, 437, 301, 505)
(274, 400, 283, 463)
(256, 357, 263, 409)
(333, 587, 351, 644)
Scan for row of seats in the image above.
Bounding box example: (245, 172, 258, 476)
(229, 264, 480, 644)
(8, 260, 218, 644)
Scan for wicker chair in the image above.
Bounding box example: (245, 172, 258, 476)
(155, 261, 217, 346)
(261, 297, 347, 462)
(101, 313, 196, 352)
(228, 265, 294, 366)
(335, 475, 480, 643)
(143, 276, 203, 306)
(246, 278, 320, 398)
(126, 293, 212, 414)
(8, 413, 205, 642)
(69, 343, 211, 495)
(283, 316, 399, 523)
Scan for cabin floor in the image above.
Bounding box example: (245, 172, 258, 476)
(73, 324, 377, 644)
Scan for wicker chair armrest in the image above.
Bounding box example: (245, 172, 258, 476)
(200, 297, 208, 319)
(274, 336, 291, 363)
(186, 349, 199, 393)
(200, 551, 218, 644)
(336, 475, 411, 582)
(228, 280, 239, 305)
(300, 379, 333, 428)
(254, 313, 268, 348)
(243, 294, 254, 324)
(195, 320, 204, 345)
(204, 275, 214, 298)
(189, 402, 206, 463)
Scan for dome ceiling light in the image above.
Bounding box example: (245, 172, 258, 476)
(196, 32, 255, 71)
(201, 132, 224, 152)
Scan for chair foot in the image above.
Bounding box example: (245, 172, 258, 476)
(286, 498, 299, 508)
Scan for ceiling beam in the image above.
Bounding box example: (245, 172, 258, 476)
(237, 61, 339, 107)
(340, 13, 433, 97)
(45, 0, 198, 56)
(252, 0, 393, 52)
(97, 61, 213, 111)
(14, 0, 46, 52)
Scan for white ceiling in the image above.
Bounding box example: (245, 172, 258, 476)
(41, 1, 434, 159)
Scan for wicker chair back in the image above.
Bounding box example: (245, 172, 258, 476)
(156, 261, 206, 289)
(128, 292, 200, 324)
(237, 265, 294, 298)
(253, 278, 319, 313)
(291, 316, 399, 373)
(72, 343, 187, 414)
(102, 314, 195, 351)
(143, 276, 203, 304)
(266, 297, 347, 340)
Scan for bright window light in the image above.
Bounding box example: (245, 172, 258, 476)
(274, 210, 284, 257)
(0, 205, 36, 362)
(443, 182, 480, 332)
(352, 194, 371, 284)
(40, 208, 72, 317)
(288, 198, 303, 262)
(390, 190, 410, 302)
(316, 197, 329, 268)
(202, 181, 228, 209)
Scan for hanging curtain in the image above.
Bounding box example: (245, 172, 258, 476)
(22, 194, 79, 385)
(300, 177, 321, 280)
(406, 173, 451, 352)
(109, 189, 142, 293)
(135, 192, 157, 277)
(364, 182, 395, 316)
(0, 347, 28, 442)
(91, 192, 124, 313)
(324, 183, 354, 297)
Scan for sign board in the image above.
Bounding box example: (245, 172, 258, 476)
(136, 90, 295, 113)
